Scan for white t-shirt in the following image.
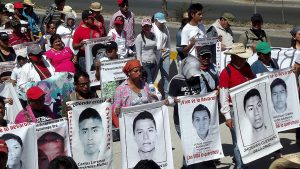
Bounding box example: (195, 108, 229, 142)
(181, 23, 206, 57)
(11, 66, 22, 86)
(108, 29, 128, 59)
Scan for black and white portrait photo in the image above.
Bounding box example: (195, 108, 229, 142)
(192, 104, 211, 141)
(270, 78, 289, 114)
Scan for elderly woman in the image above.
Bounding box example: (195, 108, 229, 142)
(113, 59, 158, 116)
(45, 34, 77, 74)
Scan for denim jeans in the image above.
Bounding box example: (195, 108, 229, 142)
(230, 109, 244, 169)
(142, 62, 157, 83)
(159, 56, 170, 97)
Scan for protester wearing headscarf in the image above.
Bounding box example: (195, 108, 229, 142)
(113, 59, 158, 116)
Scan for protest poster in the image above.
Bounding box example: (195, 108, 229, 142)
(230, 75, 282, 164)
(67, 98, 112, 169)
(178, 91, 224, 165)
(120, 102, 174, 169)
(84, 37, 112, 86)
(100, 57, 133, 98)
(0, 123, 38, 169)
(12, 42, 36, 57)
(0, 83, 23, 122)
(0, 61, 15, 75)
(195, 37, 219, 46)
(36, 118, 71, 169)
(18, 72, 74, 117)
(267, 68, 300, 132)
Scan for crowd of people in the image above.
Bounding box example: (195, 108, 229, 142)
(0, 0, 299, 169)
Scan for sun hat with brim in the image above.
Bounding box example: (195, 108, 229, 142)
(90, 2, 103, 12)
(283, 153, 300, 164)
(62, 5, 77, 19)
(23, 0, 35, 6)
(26, 86, 45, 100)
(154, 12, 166, 23)
(256, 42, 271, 54)
(222, 12, 235, 25)
(224, 43, 253, 59)
(0, 139, 8, 154)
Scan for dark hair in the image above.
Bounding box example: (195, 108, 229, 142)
(291, 38, 296, 49)
(48, 156, 79, 169)
(0, 97, 4, 106)
(79, 108, 102, 124)
(243, 88, 262, 111)
(38, 132, 64, 145)
(46, 21, 56, 29)
(50, 34, 62, 46)
(0, 133, 23, 147)
(54, 0, 66, 6)
(133, 160, 161, 169)
(119, 0, 128, 7)
(133, 111, 156, 134)
(91, 43, 106, 58)
(270, 78, 287, 92)
(188, 3, 203, 20)
(74, 71, 90, 84)
(192, 104, 211, 121)
(17, 55, 26, 61)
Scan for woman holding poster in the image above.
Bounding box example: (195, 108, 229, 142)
(113, 59, 158, 116)
(219, 43, 255, 169)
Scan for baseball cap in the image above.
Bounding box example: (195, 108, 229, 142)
(81, 10, 95, 20)
(154, 12, 166, 23)
(141, 17, 152, 26)
(114, 15, 124, 25)
(221, 12, 235, 25)
(14, 2, 24, 9)
(26, 86, 45, 100)
(0, 139, 8, 154)
(106, 41, 118, 51)
(117, 0, 128, 5)
(256, 42, 271, 54)
(27, 44, 42, 55)
(0, 32, 9, 41)
(251, 13, 263, 23)
(198, 46, 212, 56)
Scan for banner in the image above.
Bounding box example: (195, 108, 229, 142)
(60, 33, 77, 54)
(36, 118, 71, 169)
(18, 72, 74, 117)
(84, 37, 112, 86)
(0, 83, 23, 122)
(0, 123, 38, 169)
(12, 42, 36, 58)
(0, 61, 15, 75)
(178, 91, 224, 165)
(230, 75, 282, 164)
(100, 57, 133, 98)
(120, 102, 174, 169)
(67, 98, 112, 169)
(267, 68, 300, 132)
(218, 48, 300, 73)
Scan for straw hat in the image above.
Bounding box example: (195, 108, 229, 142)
(90, 2, 103, 12)
(23, 0, 35, 6)
(224, 43, 253, 58)
(62, 5, 77, 19)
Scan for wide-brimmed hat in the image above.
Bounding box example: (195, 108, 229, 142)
(90, 2, 103, 12)
(62, 5, 77, 19)
(5, 3, 14, 13)
(224, 43, 253, 58)
(23, 0, 35, 6)
(222, 12, 235, 25)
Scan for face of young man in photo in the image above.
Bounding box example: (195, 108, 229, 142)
(271, 85, 287, 113)
(79, 118, 103, 155)
(134, 119, 157, 154)
(192, 110, 210, 140)
(6, 139, 22, 168)
(245, 95, 264, 131)
(38, 140, 65, 162)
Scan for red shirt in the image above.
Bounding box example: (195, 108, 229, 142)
(9, 32, 30, 46)
(219, 63, 255, 89)
(72, 25, 101, 57)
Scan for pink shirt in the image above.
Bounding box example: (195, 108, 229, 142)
(45, 47, 75, 73)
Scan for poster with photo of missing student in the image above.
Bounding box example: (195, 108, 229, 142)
(67, 98, 112, 169)
(178, 91, 224, 165)
(0, 123, 38, 169)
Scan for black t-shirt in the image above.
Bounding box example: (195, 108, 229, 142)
(0, 47, 16, 62)
(168, 75, 201, 125)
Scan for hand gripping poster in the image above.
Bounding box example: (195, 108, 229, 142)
(100, 57, 133, 98)
(230, 75, 282, 164)
(67, 98, 112, 169)
(36, 118, 71, 169)
(267, 68, 300, 132)
(0, 123, 38, 169)
(119, 102, 174, 169)
(178, 91, 224, 165)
